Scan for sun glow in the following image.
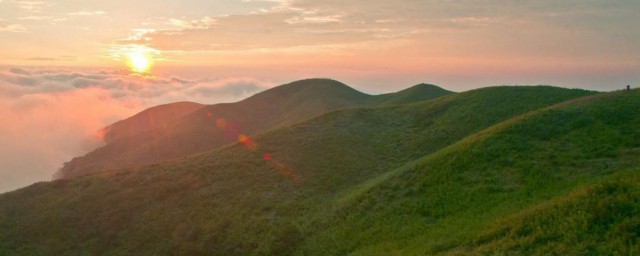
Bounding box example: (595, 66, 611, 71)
(127, 51, 151, 73)
(110, 44, 160, 73)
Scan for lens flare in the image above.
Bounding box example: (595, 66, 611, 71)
(216, 118, 227, 129)
(238, 134, 257, 150)
(209, 116, 300, 184)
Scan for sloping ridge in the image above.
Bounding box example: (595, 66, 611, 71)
(57, 78, 453, 178)
(375, 83, 453, 105)
(103, 101, 204, 143)
(296, 89, 640, 255)
(0, 85, 599, 255)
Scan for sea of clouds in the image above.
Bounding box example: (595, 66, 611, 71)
(0, 66, 272, 193)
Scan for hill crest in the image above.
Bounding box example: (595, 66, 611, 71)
(2, 85, 619, 256)
(103, 101, 203, 143)
(57, 78, 453, 178)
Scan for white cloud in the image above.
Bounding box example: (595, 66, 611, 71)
(0, 24, 27, 32)
(18, 15, 51, 20)
(111, 0, 524, 52)
(0, 67, 274, 103)
(0, 67, 274, 193)
(117, 11, 381, 52)
(67, 10, 106, 16)
(168, 16, 217, 29)
(13, 0, 49, 12)
(0, 87, 138, 193)
(285, 14, 341, 24)
(120, 28, 156, 41)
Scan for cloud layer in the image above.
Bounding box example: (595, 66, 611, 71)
(0, 67, 272, 193)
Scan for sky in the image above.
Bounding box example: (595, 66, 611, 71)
(1, 0, 639, 193)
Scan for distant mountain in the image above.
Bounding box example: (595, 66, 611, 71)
(57, 78, 453, 178)
(0, 84, 621, 256)
(102, 101, 204, 144)
(375, 83, 452, 105)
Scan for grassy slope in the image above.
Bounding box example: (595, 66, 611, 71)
(296, 90, 640, 255)
(468, 170, 640, 255)
(58, 79, 453, 178)
(0, 86, 594, 255)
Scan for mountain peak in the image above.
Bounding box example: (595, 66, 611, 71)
(375, 83, 453, 105)
(284, 78, 348, 87)
(399, 83, 452, 94)
(56, 78, 455, 178)
(103, 101, 203, 143)
(243, 78, 367, 103)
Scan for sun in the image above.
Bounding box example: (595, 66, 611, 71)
(109, 44, 160, 73)
(127, 50, 152, 73)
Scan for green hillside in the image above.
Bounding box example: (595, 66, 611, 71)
(469, 170, 640, 255)
(57, 79, 453, 178)
(296, 90, 640, 255)
(15, 83, 640, 256)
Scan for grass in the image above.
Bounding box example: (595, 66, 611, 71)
(295, 90, 640, 255)
(0, 85, 617, 255)
(58, 79, 454, 178)
(468, 169, 640, 255)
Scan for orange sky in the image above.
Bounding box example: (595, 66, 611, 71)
(1, 0, 639, 192)
(1, 0, 639, 91)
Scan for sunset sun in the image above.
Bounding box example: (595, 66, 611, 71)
(127, 51, 151, 73)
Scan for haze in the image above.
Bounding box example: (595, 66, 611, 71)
(1, 0, 639, 193)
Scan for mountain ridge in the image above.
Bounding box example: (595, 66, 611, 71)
(296, 89, 640, 255)
(375, 83, 453, 105)
(57, 78, 453, 178)
(101, 101, 204, 144)
(0, 84, 612, 255)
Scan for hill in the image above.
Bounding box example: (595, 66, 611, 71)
(375, 83, 452, 106)
(295, 90, 640, 255)
(57, 79, 453, 178)
(102, 101, 204, 144)
(0, 85, 598, 255)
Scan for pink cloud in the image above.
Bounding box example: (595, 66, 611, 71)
(0, 67, 273, 193)
(0, 87, 138, 192)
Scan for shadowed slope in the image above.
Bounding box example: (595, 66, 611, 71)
(57, 79, 452, 178)
(55, 101, 204, 179)
(102, 101, 204, 144)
